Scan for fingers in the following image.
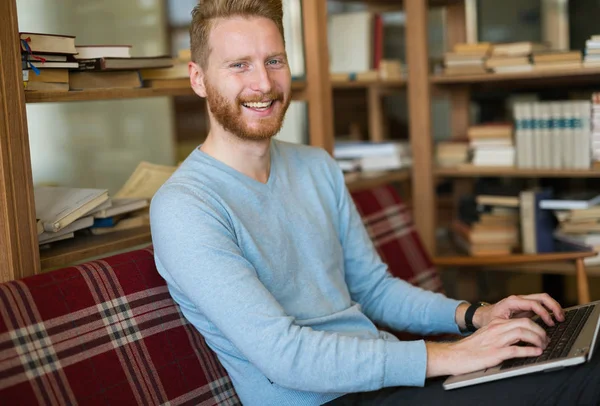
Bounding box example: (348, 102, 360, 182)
(500, 324, 548, 350)
(501, 344, 543, 360)
(521, 293, 565, 322)
(505, 295, 556, 326)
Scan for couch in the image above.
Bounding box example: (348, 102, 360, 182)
(0, 185, 441, 405)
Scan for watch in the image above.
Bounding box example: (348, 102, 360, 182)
(465, 301, 490, 332)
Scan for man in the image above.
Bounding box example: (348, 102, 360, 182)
(149, 1, 595, 405)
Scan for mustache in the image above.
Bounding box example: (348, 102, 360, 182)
(238, 91, 284, 104)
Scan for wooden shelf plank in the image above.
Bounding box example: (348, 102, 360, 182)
(25, 81, 307, 103)
(430, 66, 600, 85)
(435, 166, 600, 178)
(433, 251, 597, 267)
(333, 0, 460, 7)
(332, 79, 406, 89)
(39, 226, 152, 271)
(345, 169, 411, 192)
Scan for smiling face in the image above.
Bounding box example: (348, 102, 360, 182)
(192, 15, 292, 141)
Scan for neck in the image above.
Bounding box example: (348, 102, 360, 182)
(200, 125, 272, 184)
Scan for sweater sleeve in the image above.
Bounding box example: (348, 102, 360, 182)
(150, 183, 431, 392)
(328, 159, 465, 337)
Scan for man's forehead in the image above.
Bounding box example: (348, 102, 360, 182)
(209, 16, 285, 60)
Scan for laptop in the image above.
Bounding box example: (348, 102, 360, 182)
(443, 299, 600, 390)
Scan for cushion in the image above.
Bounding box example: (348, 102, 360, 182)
(0, 247, 240, 406)
(350, 184, 444, 293)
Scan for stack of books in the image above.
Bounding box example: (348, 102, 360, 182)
(467, 123, 515, 167)
(36, 161, 176, 247)
(512, 99, 591, 169)
(140, 49, 191, 89)
(20, 31, 174, 92)
(545, 192, 600, 265)
(333, 141, 412, 174)
(452, 193, 521, 256)
(532, 50, 582, 71)
(485, 41, 547, 74)
(20, 32, 79, 92)
(584, 35, 600, 68)
(435, 140, 469, 167)
(442, 42, 491, 76)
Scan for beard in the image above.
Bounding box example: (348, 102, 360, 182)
(205, 80, 291, 141)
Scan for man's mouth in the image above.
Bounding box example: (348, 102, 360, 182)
(242, 100, 275, 111)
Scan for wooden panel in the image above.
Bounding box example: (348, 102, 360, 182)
(0, 0, 41, 282)
(26, 81, 308, 103)
(436, 166, 600, 178)
(405, 0, 436, 255)
(367, 87, 385, 142)
(302, 0, 334, 153)
(335, 0, 461, 6)
(433, 251, 597, 267)
(345, 169, 411, 192)
(431, 66, 600, 85)
(332, 79, 406, 89)
(40, 227, 152, 271)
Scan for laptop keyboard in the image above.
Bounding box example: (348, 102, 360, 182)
(500, 304, 596, 370)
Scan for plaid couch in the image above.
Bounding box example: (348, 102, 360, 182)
(0, 185, 441, 405)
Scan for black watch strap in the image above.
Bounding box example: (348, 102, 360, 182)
(465, 302, 488, 332)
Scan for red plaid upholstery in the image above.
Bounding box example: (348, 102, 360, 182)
(0, 247, 240, 406)
(350, 184, 444, 293)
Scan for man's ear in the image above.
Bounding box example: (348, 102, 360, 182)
(189, 61, 207, 98)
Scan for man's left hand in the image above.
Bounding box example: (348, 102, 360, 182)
(474, 294, 565, 329)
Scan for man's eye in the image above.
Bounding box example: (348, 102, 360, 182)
(231, 63, 246, 69)
(267, 59, 281, 66)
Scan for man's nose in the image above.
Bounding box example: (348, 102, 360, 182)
(250, 65, 273, 94)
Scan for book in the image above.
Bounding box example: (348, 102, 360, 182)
(114, 161, 177, 199)
(69, 71, 142, 90)
(540, 191, 600, 210)
(74, 45, 132, 59)
(77, 56, 173, 71)
(19, 32, 77, 55)
(34, 186, 109, 232)
(38, 216, 94, 245)
(89, 197, 148, 219)
(520, 189, 557, 254)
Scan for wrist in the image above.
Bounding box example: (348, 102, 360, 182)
(472, 304, 490, 329)
(425, 341, 454, 378)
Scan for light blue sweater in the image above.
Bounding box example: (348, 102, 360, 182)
(150, 140, 464, 406)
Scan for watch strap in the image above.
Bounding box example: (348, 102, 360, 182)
(465, 302, 487, 332)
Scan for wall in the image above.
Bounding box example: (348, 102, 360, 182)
(18, 0, 176, 195)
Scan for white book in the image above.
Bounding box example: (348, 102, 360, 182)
(540, 192, 600, 210)
(329, 11, 373, 74)
(334, 141, 411, 159)
(549, 101, 563, 169)
(34, 186, 109, 232)
(74, 45, 132, 59)
(38, 216, 94, 245)
(89, 197, 149, 219)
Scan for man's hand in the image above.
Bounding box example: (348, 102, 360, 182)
(426, 317, 549, 377)
(473, 293, 565, 329)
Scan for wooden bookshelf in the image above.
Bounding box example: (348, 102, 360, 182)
(345, 169, 411, 192)
(25, 81, 308, 104)
(431, 66, 600, 86)
(435, 166, 600, 178)
(332, 79, 406, 89)
(39, 226, 152, 272)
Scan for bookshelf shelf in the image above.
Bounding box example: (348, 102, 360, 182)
(345, 169, 411, 192)
(332, 79, 406, 89)
(334, 0, 460, 7)
(39, 226, 152, 272)
(430, 66, 600, 86)
(435, 166, 600, 178)
(25, 81, 308, 104)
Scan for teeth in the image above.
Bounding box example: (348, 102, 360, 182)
(243, 101, 272, 109)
